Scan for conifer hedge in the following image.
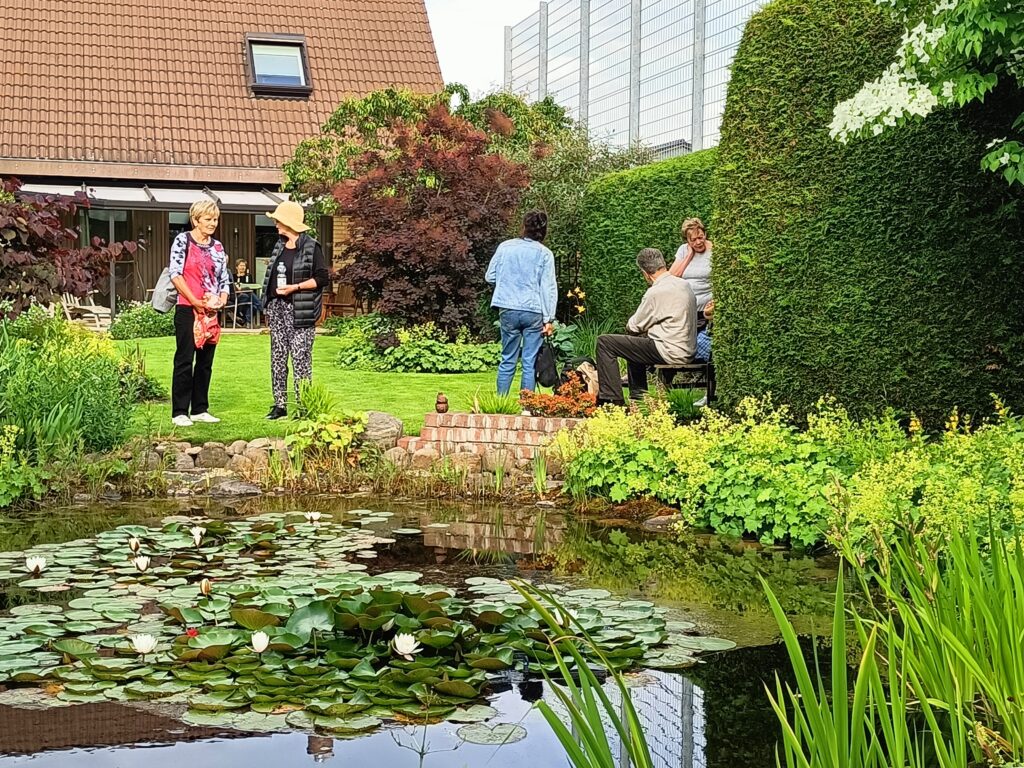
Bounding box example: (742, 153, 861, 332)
(713, 0, 1024, 425)
(580, 149, 717, 327)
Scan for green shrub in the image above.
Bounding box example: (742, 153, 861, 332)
(380, 328, 500, 373)
(832, 402, 1024, 561)
(580, 149, 716, 328)
(551, 397, 907, 548)
(713, 0, 1024, 425)
(118, 344, 168, 402)
(108, 301, 175, 340)
(0, 424, 48, 508)
(466, 389, 521, 415)
(1, 309, 136, 453)
(334, 318, 500, 374)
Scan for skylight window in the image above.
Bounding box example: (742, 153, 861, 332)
(245, 34, 312, 97)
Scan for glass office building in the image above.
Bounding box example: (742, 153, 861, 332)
(504, 0, 767, 155)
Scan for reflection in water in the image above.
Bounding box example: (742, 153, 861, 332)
(0, 497, 831, 768)
(0, 672, 721, 768)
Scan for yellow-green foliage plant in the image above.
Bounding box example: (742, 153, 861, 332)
(551, 397, 905, 548)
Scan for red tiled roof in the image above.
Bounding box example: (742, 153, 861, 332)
(0, 0, 443, 183)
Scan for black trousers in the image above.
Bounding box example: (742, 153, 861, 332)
(172, 305, 217, 417)
(595, 334, 665, 405)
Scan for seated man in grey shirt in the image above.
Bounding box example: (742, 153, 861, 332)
(595, 248, 697, 406)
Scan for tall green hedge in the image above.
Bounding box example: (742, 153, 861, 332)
(713, 0, 1024, 425)
(580, 149, 716, 327)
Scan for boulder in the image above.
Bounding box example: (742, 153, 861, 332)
(482, 448, 515, 474)
(226, 454, 255, 474)
(244, 448, 270, 469)
(228, 440, 249, 455)
(449, 453, 482, 473)
(172, 452, 196, 471)
(362, 411, 404, 450)
(185, 446, 203, 457)
(209, 479, 262, 497)
(411, 447, 440, 470)
(141, 451, 163, 471)
(383, 447, 410, 467)
(248, 437, 272, 451)
(202, 441, 226, 450)
(195, 445, 230, 469)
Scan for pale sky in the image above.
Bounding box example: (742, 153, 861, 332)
(424, 0, 543, 96)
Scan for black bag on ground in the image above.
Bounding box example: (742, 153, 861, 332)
(534, 340, 560, 388)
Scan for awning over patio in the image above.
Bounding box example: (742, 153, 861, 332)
(18, 184, 288, 213)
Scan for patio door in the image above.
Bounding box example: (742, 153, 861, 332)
(85, 209, 131, 314)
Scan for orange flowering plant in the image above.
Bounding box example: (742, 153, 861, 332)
(520, 372, 597, 418)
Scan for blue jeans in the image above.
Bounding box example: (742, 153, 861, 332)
(497, 309, 544, 395)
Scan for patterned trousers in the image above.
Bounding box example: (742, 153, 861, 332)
(265, 299, 316, 408)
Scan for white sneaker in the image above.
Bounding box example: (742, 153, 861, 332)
(172, 415, 194, 427)
(190, 412, 220, 423)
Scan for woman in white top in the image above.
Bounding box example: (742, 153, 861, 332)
(669, 218, 713, 321)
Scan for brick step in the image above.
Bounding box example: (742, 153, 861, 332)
(424, 412, 581, 432)
(418, 426, 550, 447)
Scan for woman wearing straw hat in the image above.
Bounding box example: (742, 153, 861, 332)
(261, 201, 330, 420)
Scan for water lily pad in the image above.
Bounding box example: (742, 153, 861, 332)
(448, 704, 497, 723)
(315, 715, 382, 733)
(456, 723, 528, 745)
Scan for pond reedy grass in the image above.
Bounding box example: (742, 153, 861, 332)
(512, 581, 654, 768)
(532, 451, 548, 497)
(846, 525, 1024, 765)
(763, 568, 964, 768)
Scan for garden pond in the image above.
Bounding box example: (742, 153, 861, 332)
(0, 496, 840, 767)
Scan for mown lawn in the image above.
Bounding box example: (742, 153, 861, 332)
(125, 335, 497, 442)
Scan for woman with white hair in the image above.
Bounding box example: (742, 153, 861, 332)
(168, 199, 231, 428)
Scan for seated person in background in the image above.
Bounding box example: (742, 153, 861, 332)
(230, 259, 261, 325)
(669, 217, 712, 329)
(695, 299, 714, 362)
(596, 248, 697, 406)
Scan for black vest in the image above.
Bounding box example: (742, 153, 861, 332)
(263, 234, 323, 329)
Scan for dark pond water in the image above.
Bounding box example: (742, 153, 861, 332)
(0, 496, 839, 768)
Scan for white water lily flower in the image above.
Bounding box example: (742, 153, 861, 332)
(25, 556, 46, 574)
(190, 526, 206, 546)
(128, 537, 141, 553)
(251, 631, 270, 654)
(391, 633, 422, 661)
(304, 511, 322, 524)
(198, 578, 212, 596)
(132, 555, 151, 573)
(130, 634, 158, 655)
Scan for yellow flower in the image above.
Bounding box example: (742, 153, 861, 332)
(566, 292, 574, 299)
(575, 305, 586, 314)
(577, 291, 586, 299)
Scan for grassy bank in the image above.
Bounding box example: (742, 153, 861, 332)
(125, 335, 496, 442)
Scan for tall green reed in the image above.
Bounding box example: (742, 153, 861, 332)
(512, 581, 654, 768)
(764, 570, 965, 768)
(840, 525, 1024, 765)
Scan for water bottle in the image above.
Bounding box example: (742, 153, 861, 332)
(276, 262, 287, 291)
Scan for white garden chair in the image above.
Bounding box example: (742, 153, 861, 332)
(61, 292, 112, 330)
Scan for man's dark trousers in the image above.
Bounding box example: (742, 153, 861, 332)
(595, 334, 665, 405)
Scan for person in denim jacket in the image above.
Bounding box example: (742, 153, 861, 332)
(485, 210, 557, 395)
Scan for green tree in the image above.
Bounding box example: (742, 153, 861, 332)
(830, 0, 1024, 184)
(515, 128, 652, 312)
(283, 85, 572, 210)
